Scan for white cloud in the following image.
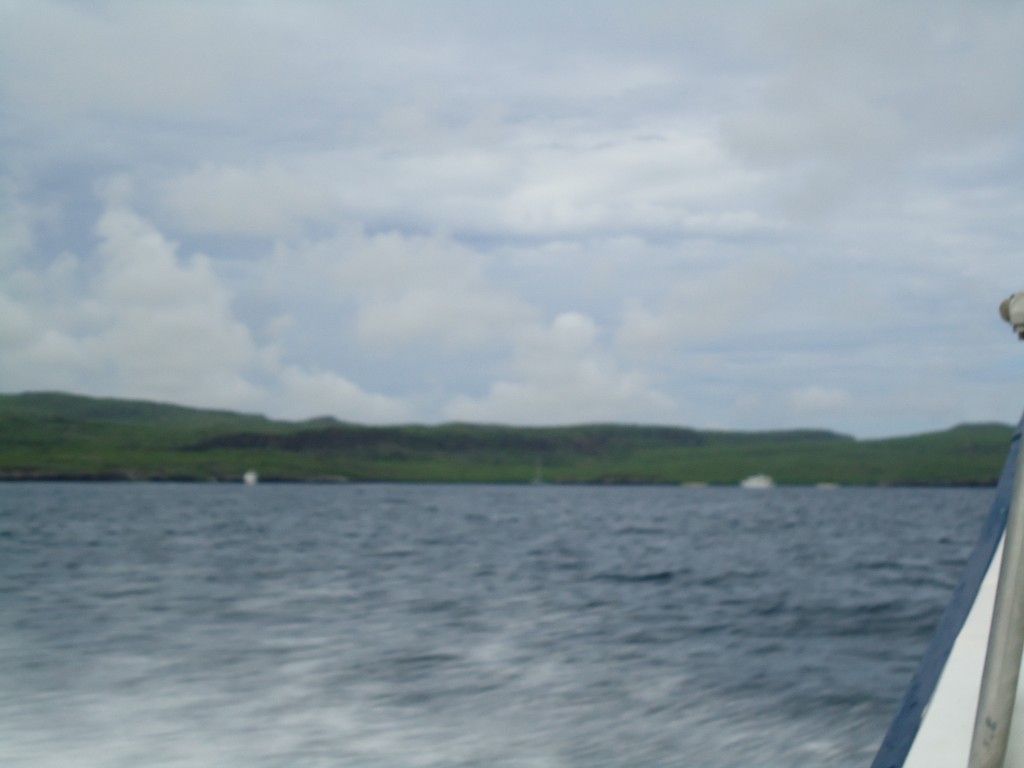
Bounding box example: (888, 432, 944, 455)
(615, 257, 793, 353)
(0, 182, 90, 391)
(264, 228, 537, 350)
(0, 178, 38, 269)
(322, 122, 768, 240)
(0, 1, 289, 120)
(84, 205, 260, 404)
(160, 162, 337, 236)
(152, 115, 765, 244)
(3, 2, 1024, 437)
(444, 312, 680, 425)
(0, 198, 412, 422)
(0, 292, 41, 359)
(275, 366, 410, 422)
(722, 2, 1024, 220)
(787, 386, 852, 415)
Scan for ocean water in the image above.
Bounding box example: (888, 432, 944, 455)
(0, 482, 993, 767)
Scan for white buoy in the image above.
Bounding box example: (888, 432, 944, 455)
(243, 469, 258, 486)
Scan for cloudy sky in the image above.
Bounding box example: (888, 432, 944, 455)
(2, 1, 1023, 437)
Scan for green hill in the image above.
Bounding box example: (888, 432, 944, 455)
(0, 391, 1015, 485)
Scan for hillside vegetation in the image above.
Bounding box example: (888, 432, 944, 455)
(0, 392, 1015, 485)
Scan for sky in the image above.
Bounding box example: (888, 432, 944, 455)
(2, 0, 1024, 438)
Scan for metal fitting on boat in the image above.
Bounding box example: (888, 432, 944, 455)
(1000, 293, 1024, 339)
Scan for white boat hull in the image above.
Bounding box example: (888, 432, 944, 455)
(872, 420, 1023, 767)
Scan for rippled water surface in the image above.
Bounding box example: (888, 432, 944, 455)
(0, 483, 994, 767)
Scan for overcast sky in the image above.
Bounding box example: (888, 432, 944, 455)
(2, 1, 1023, 437)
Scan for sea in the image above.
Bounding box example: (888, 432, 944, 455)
(0, 482, 995, 768)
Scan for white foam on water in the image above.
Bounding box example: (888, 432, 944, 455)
(0, 663, 878, 768)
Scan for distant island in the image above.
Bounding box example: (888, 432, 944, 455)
(0, 391, 1015, 486)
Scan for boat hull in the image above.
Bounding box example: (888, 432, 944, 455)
(871, 416, 1024, 767)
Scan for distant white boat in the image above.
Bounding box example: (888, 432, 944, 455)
(739, 474, 774, 489)
(242, 469, 258, 486)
